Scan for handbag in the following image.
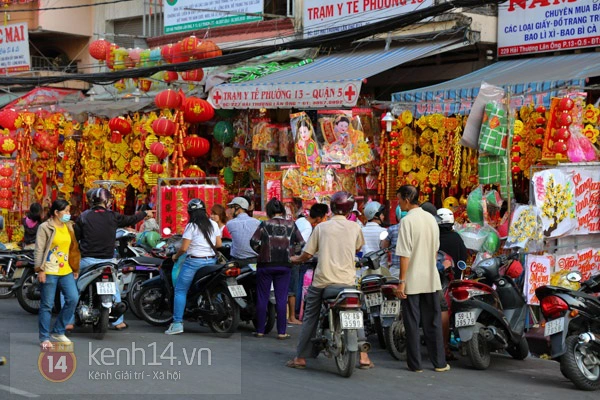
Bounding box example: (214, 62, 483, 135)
(197, 225, 227, 264)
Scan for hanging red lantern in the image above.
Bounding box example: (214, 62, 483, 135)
(512, 166, 521, 174)
(0, 109, 19, 130)
(171, 41, 189, 63)
(553, 127, 571, 141)
(162, 71, 179, 83)
(108, 117, 132, 135)
(0, 133, 16, 155)
(558, 97, 575, 111)
(183, 135, 210, 157)
(149, 141, 169, 159)
(138, 78, 152, 92)
(194, 40, 222, 59)
(154, 89, 182, 110)
(181, 69, 204, 82)
(152, 117, 176, 137)
(0, 165, 12, 177)
(0, 198, 12, 209)
(33, 131, 59, 152)
(183, 165, 206, 178)
(183, 97, 214, 123)
(89, 39, 110, 61)
(553, 141, 568, 154)
(556, 113, 572, 127)
(0, 188, 12, 199)
(0, 177, 11, 188)
(180, 36, 200, 57)
(149, 163, 164, 174)
(160, 44, 175, 63)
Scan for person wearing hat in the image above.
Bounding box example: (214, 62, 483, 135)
(347, 202, 364, 227)
(361, 200, 387, 273)
(225, 197, 261, 264)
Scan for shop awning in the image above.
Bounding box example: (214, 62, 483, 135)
(391, 52, 600, 115)
(208, 39, 468, 109)
(2, 87, 84, 111)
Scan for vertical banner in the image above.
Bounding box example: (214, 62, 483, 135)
(525, 254, 553, 305)
(264, 171, 283, 203)
(159, 185, 224, 234)
(571, 168, 600, 234)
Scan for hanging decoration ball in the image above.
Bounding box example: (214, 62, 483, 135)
(390, 149, 399, 157)
(536, 116, 546, 124)
(182, 165, 206, 178)
(213, 121, 235, 144)
(553, 127, 571, 141)
(154, 89, 182, 110)
(511, 145, 520, 153)
(0, 198, 13, 209)
(0, 188, 12, 199)
(389, 131, 399, 138)
(389, 140, 399, 147)
(222, 146, 234, 158)
(108, 117, 132, 135)
(152, 117, 176, 137)
(183, 97, 215, 123)
(513, 135, 521, 143)
(223, 166, 234, 185)
(0, 164, 12, 177)
(183, 135, 210, 157)
(138, 78, 153, 92)
(149, 163, 164, 174)
(162, 71, 179, 84)
(89, 39, 111, 61)
(0, 134, 16, 155)
(558, 97, 575, 112)
(0, 177, 11, 188)
(181, 69, 204, 82)
(160, 44, 175, 63)
(194, 40, 222, 59)
(149, 141, 169, 159)
(535, 127, 545, 135)
(534, 138, 544, 146)
(180, 35, 200, 57)
(552, 141, 568, 154)
(33, 131, 59, 152)
(0, 109, 19, 130)
(389, 158, 398, 165)
(512, 166, 521, 174)
(536, 105, 547, 113)
(511, 155, 521, 163)
(556, 113, 572, 127)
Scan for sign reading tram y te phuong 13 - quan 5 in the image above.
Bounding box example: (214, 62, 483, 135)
(497, 0, 600, 57)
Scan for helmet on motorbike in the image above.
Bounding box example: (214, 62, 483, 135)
(187, 198, 206, 212)
(330, 191, 355, 216)
(395, 206, 407, 222)
(87, 187, 112, 207)
(437, 208, 455, 225)
(364, 201, 384, 221)
(144, 231, 161, 248)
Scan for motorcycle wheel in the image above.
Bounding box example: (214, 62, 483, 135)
(333, 319, 358, 378)
(135, 285, 173, 326)
(465, 323, 491, 370)
(560, 335, 600, 391)
(0, 268, 15, 298)
(207, 288, 240, 338)
(92, 308, 109, 340)
(384, 319, 408, 361)
(127, 275, 147, 320)
(374, 316, 386, 349)
(251, 302, 276, 335)
(16, 270, 40, 314)
(506, 336, 529, 360)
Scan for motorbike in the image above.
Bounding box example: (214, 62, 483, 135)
(118, 256, 163, 319)
(73, 261, 126, 340)
(237, 263, 277, 334)
(535, 272, 600, 391)
(115, 229, 151, 258)
(9, 251, 41, 314)
(0, 250, 34, 299)
(135, 238, 246, 337)
(448, 252, 530, 369)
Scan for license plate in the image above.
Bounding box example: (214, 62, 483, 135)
(12, 268, 25, 279)
(96, 282, 116, 295)
(544, 317, 565, 336)
(339, 311, 364, 329)
(364, 292, 383, 308)
(381, 300, 400, 316)
(227, 285, 247, 298)
(455, 311, 476, 327)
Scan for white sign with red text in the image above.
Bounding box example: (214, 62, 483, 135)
(0, 22, 30, 74)
(303, 0, 433, 38)
(209, 81, 362, 109)
(498, 0, 600, 57)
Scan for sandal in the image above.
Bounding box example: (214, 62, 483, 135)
(253, 332, 264, 338)
(110, 322, 129, 331)
(285, 359, 306, 369)
(65, 324, 74, 333)
(40, 341, 54, 350)
(277, 334, 291, 340)
(358, 362, 375, 369)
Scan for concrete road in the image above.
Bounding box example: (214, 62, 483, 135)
(0, 296, 596, 400)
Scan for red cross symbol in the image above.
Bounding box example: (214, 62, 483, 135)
(344, 84, 357, 102)
(212, 90, 222, 105)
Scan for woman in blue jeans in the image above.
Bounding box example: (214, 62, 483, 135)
(34, 200, 80, 348)
(165, 198, 222, 335)
(250, 198, 305, 339)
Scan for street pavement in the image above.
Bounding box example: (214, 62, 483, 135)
(0, 296, 596, 400)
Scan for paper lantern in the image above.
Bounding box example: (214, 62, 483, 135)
(154, 89, 181, 110)
(195, 40, 222, 59)
(213, 121, 235, 144)
(183, 97, 214, 123)
(180, 36, 199, 57)
(162, 71, 178, 83)
(0, 188, 12, 199)
(181, 69, 204, 82)
(128, 48, 142, 65)
(0, 198, 13, 209)
(105, 43, 118, 69)
(33, 131, 59, 152)
(151, 117, 176, 137)
(223, 167, 234, 185)
(171, 42, 189, 63)
(223, 146, 234, 158)
(149, 163, 164, 174)
(149, 141, 168, 159)
(138, 78, 152, 92)
(0, 134, 16, 155)
(183, 165, 206, 178)
(0, 178, 11, 188)
(183, 135, 210, 157)
(0, 165, 12, 177)
(558, 97, 575, 111)
(89, 39, 110, 61)
(0, 109, 19, 130)
(160, 44, 174, 63)
(108, 117, 132, 135)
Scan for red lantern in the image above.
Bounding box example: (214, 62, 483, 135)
(149, 163, 164, 174)
(183, 135, 210, 157)
(389, 140, 398, 147)
(138, 78, 152, 92)
(89, 39, 110, 61)
(154, 89, 182, 110)
(0, 188, 12, 199)
(152, 117, 176, 137)
(511, 155, 521, 163)
(33, 131, 59, 152)
(149, 141, 169, 159)
(183, 97, 214, 123)
(194, 40, 222, 59)
(535, 127, 545, 135)
(389, 158, 398, 165)
(0, 109, 19, 130)
(160, 44, 174, 63)
(0, 165, 12, 177)
(553, 127, 571, 141)
(162, 71, 178, 83)
(183, 165, 206, 178)
(558, 97, 575, 111)
(536, 106, 546, 113)
(513, 135, 521, 143)
(553, 141, 568, 154)
(0, 198, 12, 209)
(556, 113, 572, 127)
(0, 177, 11, 188)
(181, 69, 204, 82)
(171, 42, 188, 63)
(108, 117, 132, 135)
(180, 36, 199, 57)
(512, 166, 521, 174)
(0, 134, 16, 155)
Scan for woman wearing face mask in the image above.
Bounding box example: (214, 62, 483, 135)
(381, 205, 407, 278)
(34, 199, 80, 349)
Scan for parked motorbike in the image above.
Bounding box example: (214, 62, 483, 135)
(536, 272, 600, 391)
(135, 238, 246, 337)
(73, 261, 126, 340)
(118, 256, 163, 319)
(236, 263, 277, 334)
(0, 250, 34, 299)
(10, 252, 41, 314)
(115, 229, 151, 258)
(448, 252, 530, 369)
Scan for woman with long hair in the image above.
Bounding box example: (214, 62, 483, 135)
(34, 199, 80, 349)
(210, 204, 231, 239)
(165, 198, 222, 335)
(22, 202, 43, 248)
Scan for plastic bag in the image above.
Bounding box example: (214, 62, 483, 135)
(456, 223, 487, 251)
(462, 82, 505, 149)
(172, 254, 187, 283)
(466, 186, 484, 224)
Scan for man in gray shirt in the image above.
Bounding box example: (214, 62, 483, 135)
(225, 197, 261, 262)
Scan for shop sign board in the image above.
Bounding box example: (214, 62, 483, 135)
(0, 22, 30, 74)
(164, 0, 263, 34)
(303, 0, 434, 38)
(498, 0, 599, 57)
(209, 81, 362, 109)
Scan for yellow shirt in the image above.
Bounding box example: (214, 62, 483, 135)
(44, 224, 73, 276)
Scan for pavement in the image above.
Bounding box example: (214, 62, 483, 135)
(0, 296, 596, 400)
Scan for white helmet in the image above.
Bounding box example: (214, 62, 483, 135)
(437, 208, 454, 225)
(364, 201, 384, 221)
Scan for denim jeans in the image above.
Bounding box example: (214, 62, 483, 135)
(173, 256, 217, 323)
(39, 273, 78, 342)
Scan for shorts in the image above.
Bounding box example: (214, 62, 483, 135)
(438, 290, 448, 312)
(288, 264, 300, 296)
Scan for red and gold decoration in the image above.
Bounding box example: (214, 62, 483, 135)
(542, 97, 573, 160)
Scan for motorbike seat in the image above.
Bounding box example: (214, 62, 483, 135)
(128, 256, 163, 266)
(323, 285, 355, 300)
(384, 276, 400, 285)
(192, 264, 223, 281)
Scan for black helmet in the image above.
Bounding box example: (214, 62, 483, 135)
(87, 188, 112, 207)
(187, 198, 205, 212)
(330, 191, 355, 215)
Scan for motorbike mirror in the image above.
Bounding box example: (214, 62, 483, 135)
(162, 227, 172, 236)
(457, 260, 467, 271)
(566, 271, 582, 283)
(379, 231, 389, 241)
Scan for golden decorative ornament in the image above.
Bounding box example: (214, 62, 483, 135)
(144, 153, 159, 166)
(400, 158, 413, 173)
(513, 120, 524, 135)
(145, 134, 159, 149)
(401, 110, 413, 125)
(427, 114, 444, 130)
(400, 143, 413, 156)
(429, 169, 440, 185)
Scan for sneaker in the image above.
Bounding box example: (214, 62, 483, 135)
(165, 322, 183, 335)
(434, 364, 451, 372)
(50, 334, 72, 343)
